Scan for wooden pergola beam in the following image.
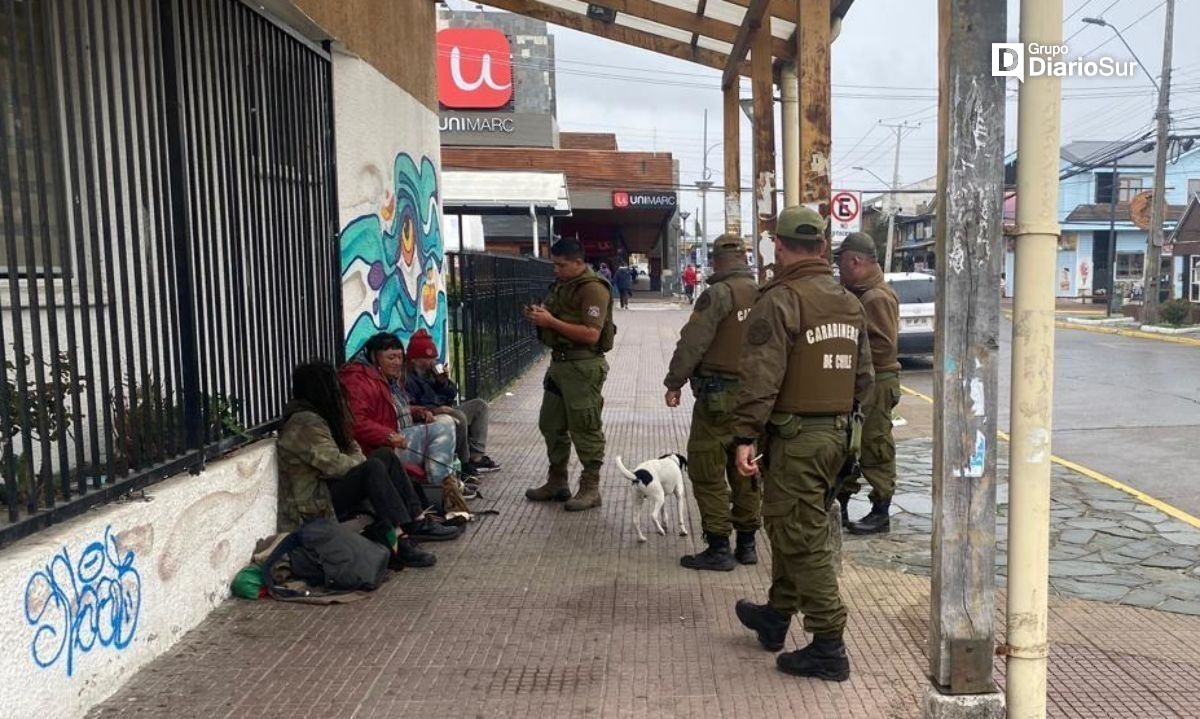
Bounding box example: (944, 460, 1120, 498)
(689, 0, 710, 51)
(722, 0, 770, 89)
(724, 0, 798, 23)
(727, 0, 853, 27)
(586, 0, 794, 59)
(482, 0, 748, 76)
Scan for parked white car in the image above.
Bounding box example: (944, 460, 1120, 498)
(885, 272, 936, 356)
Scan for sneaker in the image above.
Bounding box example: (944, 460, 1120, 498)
(472, 455, 500, 473)
(461, 482, 479, 500)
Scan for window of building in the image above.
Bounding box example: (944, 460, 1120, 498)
(1118, 175, 1146, 202)
(0, 0, 63, 277)
(1115, 251, 1145, 280)
(1191, 256, 1200, 302)
(1188, 178, 1200, 200)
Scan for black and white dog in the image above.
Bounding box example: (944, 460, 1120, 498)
(616, 453, 690, 543)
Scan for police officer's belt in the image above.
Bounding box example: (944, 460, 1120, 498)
(874, 370, 900, 381)
(766, 413, 846, 434)
(550, 348, 602, 362)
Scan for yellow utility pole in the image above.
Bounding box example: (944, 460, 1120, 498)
(1006, 0, 1063, 715)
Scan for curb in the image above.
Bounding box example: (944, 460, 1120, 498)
(1003, 310, 1200, 346)
(1055, 320, 1200, 346)
(899, 385, 1200, 530)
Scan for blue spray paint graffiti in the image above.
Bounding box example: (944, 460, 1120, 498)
(24, 525, 142, 676)
(340, 153, 447, 360)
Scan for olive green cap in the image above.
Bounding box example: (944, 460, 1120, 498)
(710, 233, 745, 257)
(834, 232, 876, 258)
(775, 205, 826, 241)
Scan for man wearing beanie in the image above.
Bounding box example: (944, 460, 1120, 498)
(404, 329, 498, 478)
(664, 234, 762, 571)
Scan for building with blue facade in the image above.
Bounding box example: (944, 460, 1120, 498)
(1005, 141, 1200, 305)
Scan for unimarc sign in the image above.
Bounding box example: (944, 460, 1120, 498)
(613, 191, 677, 209)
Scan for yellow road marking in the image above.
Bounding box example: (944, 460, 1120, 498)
(899, 385, 1200, 529)
(1001, 311, 1200, 347)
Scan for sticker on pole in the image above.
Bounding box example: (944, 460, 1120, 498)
(829, 190, 862, 248)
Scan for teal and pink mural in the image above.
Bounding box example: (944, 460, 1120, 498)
(340, 153, 447, 359)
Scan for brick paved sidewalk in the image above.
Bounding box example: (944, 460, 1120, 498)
(91, 308, 1200, 718)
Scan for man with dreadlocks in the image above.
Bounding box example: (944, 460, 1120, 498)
(276, 361, 457, 568)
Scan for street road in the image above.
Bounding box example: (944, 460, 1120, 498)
(901, 322, 1200, 517)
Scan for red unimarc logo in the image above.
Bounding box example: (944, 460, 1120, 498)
(612, 192, 629, 209)
(437, 29, 513, 109)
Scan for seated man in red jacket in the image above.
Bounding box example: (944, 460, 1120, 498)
(339, 332, 463, 493)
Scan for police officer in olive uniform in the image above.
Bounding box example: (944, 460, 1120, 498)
(730, 206, 873, 682)
(664, 234, 761, 571)
(524, 239, 616, 512)
(835, 232, 901, 535)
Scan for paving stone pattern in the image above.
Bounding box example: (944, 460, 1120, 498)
(89, 301, 1200, 718)
(845, 439, 1200, 615)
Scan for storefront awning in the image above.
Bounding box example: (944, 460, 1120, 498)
(442, 170, 572, 216)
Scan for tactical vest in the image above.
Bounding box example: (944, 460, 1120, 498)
(699, 273, 759, 376)
(538, 269, 616, 353)
(775, 275, 863, 415)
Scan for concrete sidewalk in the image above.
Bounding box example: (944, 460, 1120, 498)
(90, 307, 1200, 718)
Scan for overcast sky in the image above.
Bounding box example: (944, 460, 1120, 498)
(452, 0, 1200, 241)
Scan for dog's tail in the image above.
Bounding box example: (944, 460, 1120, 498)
(614, 455, 638, 481)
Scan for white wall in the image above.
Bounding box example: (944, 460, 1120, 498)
(2, 441, 278, 719)
(332, 51, 448, 360)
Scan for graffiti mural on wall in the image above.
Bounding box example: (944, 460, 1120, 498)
(24, 525, 142, 676)
(341, 153, 447, 359)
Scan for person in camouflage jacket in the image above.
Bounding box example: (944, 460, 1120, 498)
(276, 361, 457, 566)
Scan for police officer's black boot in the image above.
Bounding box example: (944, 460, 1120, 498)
(776, 636, 851, 682)
(848, 499, 891, 535)
(734, 599, 790, 651)
(838, 496, 851, 529)
(734, 530, 758, 565)
(680, 532, 736, 571)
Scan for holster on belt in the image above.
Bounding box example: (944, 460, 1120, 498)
(827, 401, 865, 509)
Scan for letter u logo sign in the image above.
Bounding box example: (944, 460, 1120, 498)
(438, 29, 514, 109)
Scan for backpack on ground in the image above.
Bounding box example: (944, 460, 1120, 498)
(260, 518, 389, 598)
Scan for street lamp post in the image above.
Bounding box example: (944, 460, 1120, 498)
(1084, 10, 1175, 321)
(854, 165, 897, 268)
(697, 109, 721, 271)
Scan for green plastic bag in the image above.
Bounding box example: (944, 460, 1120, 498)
(231, 564, 265, 600)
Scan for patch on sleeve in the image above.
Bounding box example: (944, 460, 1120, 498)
(747, 318, 772, 345)
(587, 306, 602, 319)
(694, 292, 712, 311)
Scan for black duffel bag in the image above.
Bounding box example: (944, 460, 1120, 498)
(261, 518, 389, 598)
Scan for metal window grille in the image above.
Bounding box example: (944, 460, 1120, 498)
(0, 0, 341, 546)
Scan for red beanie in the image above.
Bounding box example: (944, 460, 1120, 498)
(406, 329, 437, 360)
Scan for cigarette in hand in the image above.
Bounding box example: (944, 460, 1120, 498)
(750, 453, 763, 464)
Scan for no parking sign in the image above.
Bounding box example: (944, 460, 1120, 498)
(830, 190, 861, 247)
